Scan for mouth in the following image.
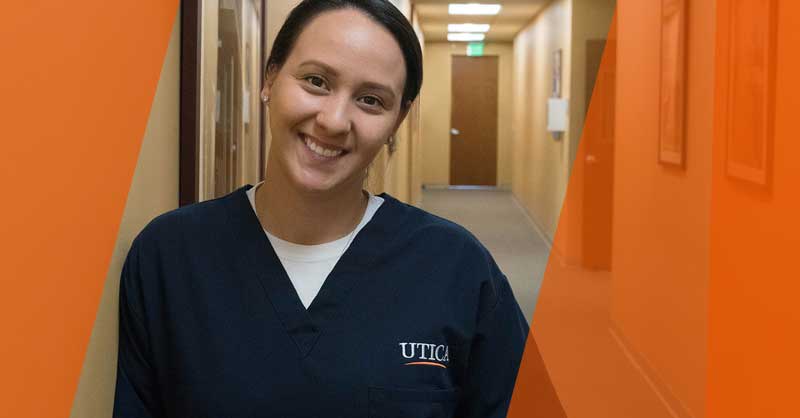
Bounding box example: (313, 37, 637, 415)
(299, 133, 347, 159)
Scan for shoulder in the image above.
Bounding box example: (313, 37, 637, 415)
(383, 195, 515, 323)
(121, 187, 251, 297)
(397, 196, 489, 248)
(131, 186, 246, 251)
(383, 194, 499, 276)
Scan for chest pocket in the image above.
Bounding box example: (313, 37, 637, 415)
(368, 387, 460, 418)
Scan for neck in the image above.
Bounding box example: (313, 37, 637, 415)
(256, 162, 368, 245)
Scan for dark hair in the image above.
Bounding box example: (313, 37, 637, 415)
(266, 0, 423, 108)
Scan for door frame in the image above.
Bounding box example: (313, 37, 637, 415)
(179, 0, 267, 206)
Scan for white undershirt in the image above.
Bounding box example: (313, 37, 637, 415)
(246, 183, 384, 308)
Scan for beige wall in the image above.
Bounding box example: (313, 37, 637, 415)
(69, 14, 181, 418)
(511, 0, 614, 242)
(266, 0, 300, 55)
(376, 0, 426, 204)
(512, 0, 572, 241)
(568, 0, 616, 165)
(408, 9, 426, 206)
(382, 0, 421, 202)
(264, 0, 302, 174)
(420, 42, 514, 188)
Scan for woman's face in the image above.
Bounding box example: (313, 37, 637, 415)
(262, 8, 408, 195)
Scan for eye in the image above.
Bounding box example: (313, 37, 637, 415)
(359, 95, 384, 109)
(304, 75, 328, 90)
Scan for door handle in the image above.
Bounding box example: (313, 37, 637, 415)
(450, 128, 460, 136)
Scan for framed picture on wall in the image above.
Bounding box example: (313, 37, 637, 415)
(180, 0, 268, 206)
(658, 0, 687, 167)
(720, 0, 776, 187)
(552, 49, 562, 98)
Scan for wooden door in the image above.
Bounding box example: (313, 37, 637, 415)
(450, 55, 498, 186)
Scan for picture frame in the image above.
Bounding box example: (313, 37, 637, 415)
(552, 49, 562, 98)
(721, 0, 776, 187)
(180, 0, 268, 206)
(658, 0, 687, 167)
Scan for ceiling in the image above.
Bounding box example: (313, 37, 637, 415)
(415, 0, 549, 43)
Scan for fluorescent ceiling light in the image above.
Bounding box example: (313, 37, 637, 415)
(449, 3, 502, 15)
(448, 23, 490, 33)
(448, 33, 486, 42)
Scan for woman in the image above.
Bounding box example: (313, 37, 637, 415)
(113, 1, 529, 417)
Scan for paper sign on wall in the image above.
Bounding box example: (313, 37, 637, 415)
(547, 98, 569, 132)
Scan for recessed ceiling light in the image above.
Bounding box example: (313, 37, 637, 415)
(448, 23, 490, 33)
(448, 33, 486, 42)
(448, 3, 502, 16)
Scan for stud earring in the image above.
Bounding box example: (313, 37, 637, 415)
(386, 135, 396, 153)
(261, 94, 269, 104)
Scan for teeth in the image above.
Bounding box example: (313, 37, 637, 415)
(304, 136, 343, 158)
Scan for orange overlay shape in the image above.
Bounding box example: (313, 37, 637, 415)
(2, 1, 799, 417)
(0, 2, 178, 417)
(710, 1, 800, 417)
(511, 0, 800, 417)
(510, 1, 710, 416)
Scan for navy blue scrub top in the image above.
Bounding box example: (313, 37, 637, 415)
(113, 185, 529, 418)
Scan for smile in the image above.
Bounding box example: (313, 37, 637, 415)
(301, 134, 345, 158)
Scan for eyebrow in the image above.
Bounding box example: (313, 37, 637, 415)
(298, 60, 398, 103)
(299, 60, 339, 77)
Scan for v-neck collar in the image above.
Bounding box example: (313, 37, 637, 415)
(225, 185, 410, 358)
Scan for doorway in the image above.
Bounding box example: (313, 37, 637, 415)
(582, 38, 616, 270)
(450, 55, 499, 186)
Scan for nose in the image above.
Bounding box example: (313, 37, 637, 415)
(315, 94, 352, 136)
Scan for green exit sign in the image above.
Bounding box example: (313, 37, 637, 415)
(466, 42, 484, 56)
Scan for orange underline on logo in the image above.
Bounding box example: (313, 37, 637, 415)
(404, 361, 447, 369)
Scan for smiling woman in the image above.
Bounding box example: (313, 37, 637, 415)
(113, 1, 534, 418)
(258, 7, 411, 245)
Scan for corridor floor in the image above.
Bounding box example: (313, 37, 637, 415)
(420, 188, 551, 322)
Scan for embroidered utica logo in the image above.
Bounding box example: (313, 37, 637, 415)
(398, 342, 449, 369)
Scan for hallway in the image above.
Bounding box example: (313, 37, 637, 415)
(420, 188, 550, 322)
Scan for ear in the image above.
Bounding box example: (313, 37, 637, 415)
(261, 64, 278, 100)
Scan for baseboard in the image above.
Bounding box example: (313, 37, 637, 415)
(510, 193, 553, 250)
(609, 323, 697, 418)
(422, 184, 510, 191)
(421, 184, 449, 190)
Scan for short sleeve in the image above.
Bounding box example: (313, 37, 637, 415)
(113, 237, 165, 418)
(456, 260, 530, 418)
